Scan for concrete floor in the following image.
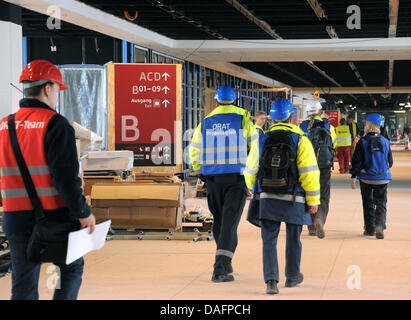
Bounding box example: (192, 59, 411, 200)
(0, 151, 410, 300)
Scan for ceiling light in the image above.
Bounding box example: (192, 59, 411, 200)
(399, 103, 405, 106)
(394, 110, 406, 113)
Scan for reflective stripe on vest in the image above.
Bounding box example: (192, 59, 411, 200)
(1, 186, 59, 198)
(1, 165, 50, 176)
(0, 108, 66, 212)
(336, 137, 352, 145)
(260, 192, 306, 204)
(201, 145, 248, 154)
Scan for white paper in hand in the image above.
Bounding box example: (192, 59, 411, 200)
(66, 220, 111, 265)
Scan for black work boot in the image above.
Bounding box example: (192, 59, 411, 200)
(363, 225, 375, 236)
(227, 263, 233, 274)
(308, 225, 316, 236)
(314, 216, 325, 239)
(266, 280, 279, 295)
(213, 255, 233, 281)
(285, 273, 304, 288)
(211, 273, 234, 283)
(375, 225, 384, 239)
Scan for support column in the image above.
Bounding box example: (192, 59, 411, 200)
(0, 2, 23, 120)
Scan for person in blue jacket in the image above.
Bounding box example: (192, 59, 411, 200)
(350, 113, 393, 239)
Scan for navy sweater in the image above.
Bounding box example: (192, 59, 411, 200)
(2, 98, 90, 235)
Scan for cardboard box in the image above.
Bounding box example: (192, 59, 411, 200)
(83, 177, 117, 197)
(91, 183, 183, 232)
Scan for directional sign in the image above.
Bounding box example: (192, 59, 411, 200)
(162, 99, 170, 108)
(162, 86, 170, 94)
(111, 64, 180, 167)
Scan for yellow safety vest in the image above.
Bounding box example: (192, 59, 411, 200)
(336, 125, 352, 147)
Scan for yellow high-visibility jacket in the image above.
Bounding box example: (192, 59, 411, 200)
(189, 105, 259, 185)
(255, 124, 265, 136)
(336, 124, 352, 147)
(255, 122, 321, 206)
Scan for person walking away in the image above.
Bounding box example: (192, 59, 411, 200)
(189, 85, 259, 282)
(247, 98, 320, 294)
(336, 118, 352, 174)
(299, 101, 336, 239)
(0, 60, 96, 300)
(350, 113, 393, 239)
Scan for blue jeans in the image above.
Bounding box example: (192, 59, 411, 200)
(261, 220, 302, 283)
(7, 232, 84, 300)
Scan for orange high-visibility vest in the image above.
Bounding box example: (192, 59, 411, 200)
(0, 107, 66, 212)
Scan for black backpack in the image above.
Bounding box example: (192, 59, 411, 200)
(307, 121, 334, 169)
(257, 130, 299, 204)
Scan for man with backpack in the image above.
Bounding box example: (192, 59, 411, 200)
(350, 114, 393, 239)
(189, 85, 259, 283)
(245, 98, 320, 295)
(299, 101, 336, 239)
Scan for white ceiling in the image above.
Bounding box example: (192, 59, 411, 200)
(7, 0, 411, 88)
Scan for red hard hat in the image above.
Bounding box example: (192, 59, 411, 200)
(20, 60, 68, 91)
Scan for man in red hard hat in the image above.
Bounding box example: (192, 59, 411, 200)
(0, 60, 95, 300)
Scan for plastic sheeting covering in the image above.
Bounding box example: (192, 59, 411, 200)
(58, 66, 107, 150)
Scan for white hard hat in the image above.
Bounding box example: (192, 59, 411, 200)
(306, 100, 323, 115)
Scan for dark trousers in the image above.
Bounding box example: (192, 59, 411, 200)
(337, 146, 351, 173)
(261, 220, 302, 283)
(308, 168, 331, 231)
(360, 182, 388, 233)
(7, 232, 84, 300)
(206, 177, 247, 275)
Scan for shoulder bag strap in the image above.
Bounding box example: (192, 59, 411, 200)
(8, 113, 45, 222)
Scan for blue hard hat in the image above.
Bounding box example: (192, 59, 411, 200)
(270, 98, 295, 121)
(214, 85, 236, 103)
(366, 113, 384, 127)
